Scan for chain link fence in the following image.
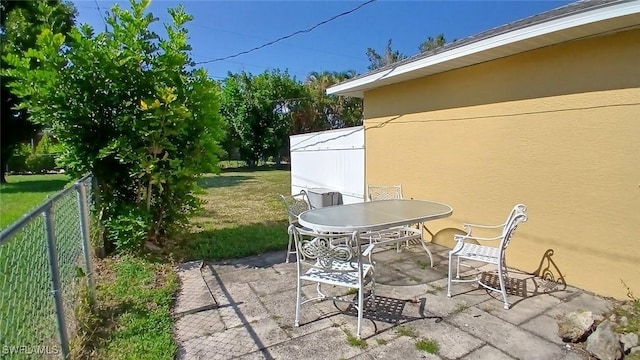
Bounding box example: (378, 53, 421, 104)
(0, 175, 95, 359)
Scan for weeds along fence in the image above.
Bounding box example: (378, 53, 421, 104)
(0, 174, 96, 359)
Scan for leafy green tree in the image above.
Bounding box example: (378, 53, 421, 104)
(304, 70, 362, 129)
(0, 0, 76, 183)
(3, 0, 224, 252)
(365, 39, 407, 71)
(220, 70, 304, 167)
(219, 69, 362, 167)
(218, 75, 247, 162)
(419, 33, 447, 52)
(220, 72, 259, 167)
(286, 92, 323, 135)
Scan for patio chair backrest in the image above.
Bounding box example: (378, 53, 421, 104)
(499, 204, 528, 254)
(290, 225, 361, 269)
(367, 184, 403, 201)
(279, 193, 310, 225)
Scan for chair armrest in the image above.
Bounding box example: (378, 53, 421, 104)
(454, 233, 503, 242)
(463, 222, 505, 230)
(461, 222, 506, 238)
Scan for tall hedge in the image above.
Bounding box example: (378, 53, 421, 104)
(3, 0, 224, 252)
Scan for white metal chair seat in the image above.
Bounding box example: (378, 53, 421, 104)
(453, 242, 501, 264)
(301, 261, 374, 288)
(291, 225, 375, 339)
(447, 204, 528, 309)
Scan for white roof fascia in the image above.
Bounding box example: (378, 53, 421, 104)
(327, 1, 640, 97)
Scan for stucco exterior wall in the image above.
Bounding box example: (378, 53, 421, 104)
(363, 28, 640, 299)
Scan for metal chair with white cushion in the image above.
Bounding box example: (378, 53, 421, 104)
(447, 204, 528, 309)
(279, 193, 311, 263)
(291, 225, 375, 339)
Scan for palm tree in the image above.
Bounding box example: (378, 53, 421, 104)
(419, 34, 447, 53)
(303, 71, 362, 129)
(365, 39, 408, 71)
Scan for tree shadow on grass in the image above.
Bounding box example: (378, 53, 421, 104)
(198, 175, 253, 189)
(0, 178, 69, 194)
(173, 220, 289, 262)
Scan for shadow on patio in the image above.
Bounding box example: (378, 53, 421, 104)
(172, 244, 614, 360)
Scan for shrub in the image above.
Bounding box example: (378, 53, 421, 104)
(7, 134, 63, 174)
(35, 132, 63, 155)
(7, 143, 60, 174)
(105, 206, 150, 252)
(6, 143, 31, 173)
(4, 0, 224, 253)
(25, 153, 58, 173)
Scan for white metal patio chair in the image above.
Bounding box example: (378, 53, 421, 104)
(366, 184, 408, 251)
(279, 193, 311, 263)
(447, 204, 528, 309)
(290, 225, 375, 339)
(365, 185, 434, 266)
(367, 184, 403, 201)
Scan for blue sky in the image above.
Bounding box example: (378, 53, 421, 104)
(71, 0, 572, 81)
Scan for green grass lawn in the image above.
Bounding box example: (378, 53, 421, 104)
(76, 255, 178, 359)
(81, 165, 291, 359)
(0, 166, 292, 359)
(0, 174, 70, 229)
(171, 166, 291, 261)
(0, 174, 73, 357)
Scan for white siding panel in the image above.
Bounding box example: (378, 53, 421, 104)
(290, 127, 365, 204)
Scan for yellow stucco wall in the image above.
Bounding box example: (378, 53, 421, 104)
(363, 29, 640, 299)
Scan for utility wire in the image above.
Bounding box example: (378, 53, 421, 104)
(191, 53, 309, 79)
(195, 0, 376, 65)
(93, 0, 108, 32)
(189, 23, 363, 61)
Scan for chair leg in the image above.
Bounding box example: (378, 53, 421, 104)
(356, 286, 364, 339)
(316, 282, 326, 299)
(418, 240, 434, 267)
(286, 232, 294, 263)
(295, 276, 302, 327)
(497, 265, 510, 310)
(370, 270, 376, 311)
(447, 252, 453, 298)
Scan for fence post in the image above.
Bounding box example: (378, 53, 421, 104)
(76, 181, 97, 307)
(44, 205, 70, 359)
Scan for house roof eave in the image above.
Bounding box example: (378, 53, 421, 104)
(327, 0, 640, 98)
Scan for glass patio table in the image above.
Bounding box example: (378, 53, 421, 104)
(298, 199, 453, 266)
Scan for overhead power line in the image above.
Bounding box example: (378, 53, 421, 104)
(190, 23, 363, 61)
(195, 0, 376, 65)
(93, 0, 108, 31)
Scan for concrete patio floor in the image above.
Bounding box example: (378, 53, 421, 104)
(172, 243, 615, 360)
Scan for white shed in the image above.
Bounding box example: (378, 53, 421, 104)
(289, 126, 365, 205)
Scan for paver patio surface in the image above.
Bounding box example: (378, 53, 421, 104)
(172, 244, 615, 360)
